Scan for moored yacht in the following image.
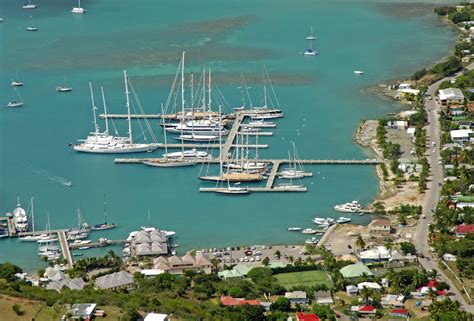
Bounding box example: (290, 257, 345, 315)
(12, 198, 28, 233)
(71, 0, 86, 13)
(334, 200, 362, 213)
(336, 217, 351, 224)
(302, 228, 318, 234)
(287, 227, 302, 231)
(163, 148, 210, 159)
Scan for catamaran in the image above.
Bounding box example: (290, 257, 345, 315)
(12, 197, 28, 233)
(6, 87, 24, 108)
(91, 195, 117, 231)
(71, 0, 86, 13)
(303, 26, 318, 56)
(73, 74, 159, 153)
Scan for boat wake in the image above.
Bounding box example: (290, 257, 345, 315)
(33, 169, 72, 187)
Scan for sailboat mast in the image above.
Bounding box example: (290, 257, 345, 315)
(31, 197, 35, 236)
(208, 69, 212, 112)
(263, 84, 268, 108)
(123, 70, 133, 143)
(219, 105, 223, 175)
(202, 69, 206, 112)
(101, 87, 109, 135)
(103, 194, 108, 224)
(161, 103, 168, 157)
(89, 82, 99, 133)
(180, 52, 185, 153)
(190, 72, 194, 117)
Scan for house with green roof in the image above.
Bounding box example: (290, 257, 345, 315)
(339, 262, 373, 281)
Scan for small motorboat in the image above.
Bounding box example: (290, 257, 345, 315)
(302, 228, 318, 234)
(56, 86, 72, 92)
(6, 101, 24, 108)
(26, 26, 38, 31)
(353, 70, 364, 75)
(11, 81, 23, 87)
(288, 227, 302, 232)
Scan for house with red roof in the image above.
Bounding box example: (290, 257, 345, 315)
(391, 308, 409, 318)
(418, 280, 438, 295)
(351, 305, 377, 316)
(296, 312, 320, 321)
(455, 224, 474, 238)
(220, 296, 260, 306)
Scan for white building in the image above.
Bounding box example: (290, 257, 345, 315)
(438, 88, 465, 105)
(407, 127, 416, 137)
(450, 129, 472, 144)
(144, 313, 169, 321)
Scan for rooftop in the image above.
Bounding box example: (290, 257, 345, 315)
(456, 224, 474, 234)
(95, 271, 133, 290)
(285, 291, 307, 299)
(69, 303, 96, 318)
(144, 313, 169, 321)
(340, 263, 373, 279)
(220, 296, 260, 306)
(439, 88, 465, 100)
(296, 312, 321, 321)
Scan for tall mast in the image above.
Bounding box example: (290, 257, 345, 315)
(202, 69, 206, 112)
(124, 70, 133, 143)
(161, 103, 168, 158)
(190, 72, 194, 117)
(181, 51, 185, 116)
(208, 69, 212, 112)
(103, 194, 108, 224)
(77, 207, 82, 228)
(101, 87, 109, 135)
(89, 82, 99, 133)
(263, 84, 268, 108)
(31, 197, 35, 236)
(219, 105, 223, 175)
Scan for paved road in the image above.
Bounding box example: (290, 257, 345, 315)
(414, 64, 474, 313)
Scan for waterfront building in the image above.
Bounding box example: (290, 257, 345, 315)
(67, 303, 96, 320)
(368, 219, 391, 236)
(438, 88, 465, 105)
(152, 254, 212, 275)
(339, 262, 373, 281)
(285, 291, 309, 305)
(43, 266, 65, 281)
(94, 271, 134, 291)
(387, 121, 408, 129)
(133, 229, 169, 257)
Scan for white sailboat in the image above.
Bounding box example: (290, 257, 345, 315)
(6, 87, 24, 108)
(71, 0, 86, 14)
(56, 75, 72, 92)
(303, 26, 318, 56)
(279, 142, 312, 179)
(26, 15, 38, 31)
(22, 0, 37, 9)
(214, 180, 249, 195)
(12, 72, 24, 87)
(72, 75, 158, 153)
(37, 213, 58, 244)
(19, 198, 45, 242)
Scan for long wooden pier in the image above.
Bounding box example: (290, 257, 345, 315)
(199, 186, 307, 193)
(222, 112, 245, 161)
(58, 231, 73, 269)
(69, 239, 129, 250)
(115, 158, 383, 165)
(156, 143, 268, 150)
(266, 160, 282, 188)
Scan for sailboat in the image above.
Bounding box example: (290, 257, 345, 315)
(6, 88, 24, 108)
(26, 16, 38, 31)
(67, 208, 90, 241)
(200, 107, 264, 183)
(91, 194, 117, 230)
(303, 26, 318, 56)
(71, 0, 86, 14)
(215, 180, 249, 195)
(248, 66, 283, 117)
(36, 213, 58, 244)
(12, 72, 23, 87)
(279, 142, 312, 179)
(56, 75, 72, 92)
(22, 0, 37, 9)
(19, 198, 44, 242)
(72, 74, 159, 153)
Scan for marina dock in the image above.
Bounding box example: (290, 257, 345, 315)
(99, 114, 160, 119)
(115, 158, 383, 165)
(266, 160, 282, 188)
(69, 239, 129, 250)
(222, 112, 245, 160)
(58, 231, 73, 269)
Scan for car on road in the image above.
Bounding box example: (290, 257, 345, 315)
(421, 214, 426, 219)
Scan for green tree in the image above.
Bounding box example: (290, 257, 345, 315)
(271, 297, 291, 312)
(12, 304, 24, 316)
(355, 235, 365, 251)
(262, 257, 270, 267)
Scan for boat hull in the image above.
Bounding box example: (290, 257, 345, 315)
(143, 160, 196, 167)
(73, 144, 158, 153)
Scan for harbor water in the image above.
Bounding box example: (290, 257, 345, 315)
(0, 0, 456, 272)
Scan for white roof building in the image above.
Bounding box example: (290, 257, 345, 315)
(450, 129, 473, 143)
(439, 88, 465, 101)
(144, 313, 169, 321)
(357, 282, 382, 291)
(399, 88, 420, 95)
(407, 127, 416, 137)
(358, 246, 391, 262)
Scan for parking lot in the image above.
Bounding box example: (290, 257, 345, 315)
(195, 244, 313, 267)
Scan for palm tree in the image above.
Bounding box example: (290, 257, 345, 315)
(428, 269, 438, 280)
(360, 287, 372, 303)
(210, 258, 220, 273)
(274, 250, 281, 260)
(355, 235, 365, 251)
(288, 256, 294, 264)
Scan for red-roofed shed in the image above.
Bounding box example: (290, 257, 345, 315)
(391, 308, 409, 317)
(359, 305, 375, 312)
(296, 312, 321, 321)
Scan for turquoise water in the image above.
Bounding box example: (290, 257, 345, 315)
(0, 0, 456, 272)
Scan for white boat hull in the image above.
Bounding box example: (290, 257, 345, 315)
(73, 144, 158, 153)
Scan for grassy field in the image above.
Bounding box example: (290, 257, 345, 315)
(275, 270, 333, 290)
(0, 295, 124, 321)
